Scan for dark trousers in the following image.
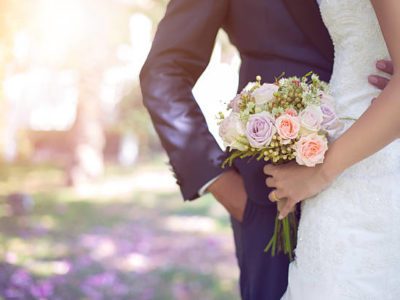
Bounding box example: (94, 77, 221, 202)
(230, 199, 290, 300)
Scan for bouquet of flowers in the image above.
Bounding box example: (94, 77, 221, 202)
(218, 72, 344, 260)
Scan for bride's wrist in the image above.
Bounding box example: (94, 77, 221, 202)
(319, 160, 341, 184)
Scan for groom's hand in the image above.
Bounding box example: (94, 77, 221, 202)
(368, 60, 393, 94)
(207, 169, 247, 223)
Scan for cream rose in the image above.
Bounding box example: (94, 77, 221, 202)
(219, 113, 248, 151)
(295, 133, 328, 167)
(252, 83, 279, 107)
(320, 92, 335, 108)
(242, 81, 258, 92)
(299, 105, 323, 132)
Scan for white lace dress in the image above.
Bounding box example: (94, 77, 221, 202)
(282, 1, 400, 299)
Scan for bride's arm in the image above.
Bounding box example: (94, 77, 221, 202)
(264, 0, 400, 218)
(324, 0, 400, 178)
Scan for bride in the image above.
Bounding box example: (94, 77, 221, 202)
(264, 0, 400, 299)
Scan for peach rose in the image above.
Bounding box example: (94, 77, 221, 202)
(276, 115, 300, 142)
(284, 108, 298, 117)
(295, 133, 328, 167)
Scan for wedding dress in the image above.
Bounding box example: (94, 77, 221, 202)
(282, 1, 400, 299)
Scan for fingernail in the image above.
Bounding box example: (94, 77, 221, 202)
(377, 61, 386, 69)
(278, 215, 284, 220)
(368, 76, 378, 84)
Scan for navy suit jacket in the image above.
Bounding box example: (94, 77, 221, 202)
(140, 0, 334, 205)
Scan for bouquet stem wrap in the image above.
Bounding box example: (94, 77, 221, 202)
(264, 201, 298, 261)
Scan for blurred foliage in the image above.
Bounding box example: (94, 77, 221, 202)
(110, 82, 159, 156)
(129, 0, 170, 25)
(0, 0, 33, 95)
(0, 0, 238, 162)
(0, 160, 238, 299)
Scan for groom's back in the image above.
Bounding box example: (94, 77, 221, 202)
(223, 0, 333, 89)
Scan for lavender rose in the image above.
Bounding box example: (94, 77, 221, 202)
(245, 111, 276, 149)
(219, 113, 248, 151)
(320, 104, 344, 137)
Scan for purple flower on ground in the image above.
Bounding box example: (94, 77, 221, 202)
(85, 272, 116, 287)
(4, 288, 24, 299)
(30, 280, 54, 298)
(10, 269, 31, 287)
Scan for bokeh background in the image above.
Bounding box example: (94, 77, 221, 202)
(0, 0, 242, 299)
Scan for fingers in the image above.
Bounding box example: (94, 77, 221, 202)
(278, 200, 295, 220)
(368, 75, 390, 90)
(376, 60, 394, 75)
(268, 189, 286, 202)
(265, 177, 277, 188)
(263, 164, 276, 176)
(268, 190, 277, 202)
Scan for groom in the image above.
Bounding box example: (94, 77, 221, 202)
(139, 0, 392, 299)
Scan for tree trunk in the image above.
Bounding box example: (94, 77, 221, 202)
(67, 66, 105, 186)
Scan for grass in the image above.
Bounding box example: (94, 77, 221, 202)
(0, 159, 239, 300)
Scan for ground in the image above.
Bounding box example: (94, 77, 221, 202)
(0, 157, 240, 300)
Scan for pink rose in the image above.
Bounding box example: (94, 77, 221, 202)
(320, 104, 344, 137)
(299, 105, 323, 132)
(284, 108, 298, 117)
(219, 113, 248, 151)
(276, 115, 300, 141)
(246, 112, 276, 149)
(295, 133, 328, 167)
(228, 94, 242, 112)
(252, 83, 279, 107)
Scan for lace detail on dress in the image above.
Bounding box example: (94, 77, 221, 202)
(282, 1, 400, 299)
(320, 0, 390, 119)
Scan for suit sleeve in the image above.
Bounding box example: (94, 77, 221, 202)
(139, 0, 231, 201)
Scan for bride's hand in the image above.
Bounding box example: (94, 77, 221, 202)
(264, 161, 333, 219)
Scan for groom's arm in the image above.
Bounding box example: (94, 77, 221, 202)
(140, 0, 246, 207)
